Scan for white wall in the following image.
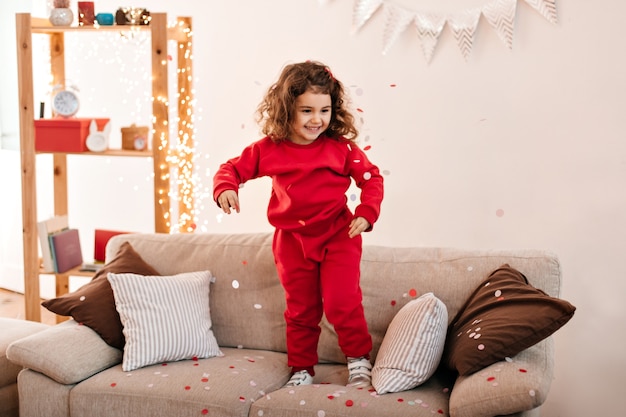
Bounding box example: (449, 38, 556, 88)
(1, 1, 624, 416)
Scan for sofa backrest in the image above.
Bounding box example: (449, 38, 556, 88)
(106, 232, 561, 364)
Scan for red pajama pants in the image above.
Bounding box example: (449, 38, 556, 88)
(272, 220, 372, 372)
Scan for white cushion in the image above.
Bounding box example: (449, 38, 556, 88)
(372, 292, 448, 394)
(107, 271, 221, 371)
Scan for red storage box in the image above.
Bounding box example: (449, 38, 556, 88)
(34, 118, 110, 152)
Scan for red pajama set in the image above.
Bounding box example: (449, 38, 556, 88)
(213, 135, 384, 373)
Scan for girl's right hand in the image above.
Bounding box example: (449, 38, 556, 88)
(217, 190, 240, 214)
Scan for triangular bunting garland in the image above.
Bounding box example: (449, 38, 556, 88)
(382, 3, 415, 55)
(339, 0, 559, 63)
(414, 13, 446, 64)
(523, 0, 558, 24)
(482, 0, 517, 49)
(448, 9, 481, 61)
(352, 0, 384, 33)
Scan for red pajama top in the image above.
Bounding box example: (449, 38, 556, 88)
(213, 135, 384, 235)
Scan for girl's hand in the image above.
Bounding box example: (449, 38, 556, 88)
(217, 190, 240, 214)
(349, 216, 370, 238)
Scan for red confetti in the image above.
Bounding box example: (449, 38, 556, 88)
(192, 356, 198, 361)
(242, 260, 248, 265)
(239, 396, 245, 402)
(185, 386, 191, 390)
(519, 368, 528, 373)
(345, 400, 354, 407)
(161, 363, 168, 366)
(167, 54, 173, 61)
(363, 145, 372, 151)
(110, 382, 117, 388)
(247, 358, 255, 362)
(391, 300, 397, 306)
(201, 409, 209, 415)
(390, 84, 397, 87)
(438, 410, 444, 414)
(409, 288, 418, 297)
(193, 363, 199, 367)
(356, 108, 364, 113)
(201, 377, 209, 382)
(327, 395, 335, 400)
(487, 377, 496, 382)
(397, 398, 404, 403)
(229, 366, 235, 369)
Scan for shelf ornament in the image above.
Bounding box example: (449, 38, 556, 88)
(324, 0, 558, 63)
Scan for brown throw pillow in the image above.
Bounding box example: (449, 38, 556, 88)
(443, 264, 575, 376)
(42, 241, 160, 349)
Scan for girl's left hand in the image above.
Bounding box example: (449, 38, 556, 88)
(349, 217, 370, 238)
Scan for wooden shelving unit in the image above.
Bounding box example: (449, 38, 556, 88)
(15, 13, 192, 322)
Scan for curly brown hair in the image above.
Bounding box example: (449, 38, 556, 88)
(256, 61, 358, 142)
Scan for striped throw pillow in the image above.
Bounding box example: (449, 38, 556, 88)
(372, 292, 448, 394)
(107, 271, 222, 372)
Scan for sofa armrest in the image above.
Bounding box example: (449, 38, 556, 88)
(6, 320, 122, 385)
(449, 337, 554, 417)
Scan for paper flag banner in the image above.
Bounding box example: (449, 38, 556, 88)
(448, 8, 481, 61)
(342, 0, 559, 63)
(382, 3, 416, 55)
(414, 13, 446, 64)
(482, 0, 517, 49)
(353, 0, 384, 33)
(523, 0, 558, 24)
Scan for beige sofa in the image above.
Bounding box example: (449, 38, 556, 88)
(7, 232, 566, 417)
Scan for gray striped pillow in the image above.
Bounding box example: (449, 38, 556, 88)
(107, 271, 222, 372)
(372, 292, 448, 394)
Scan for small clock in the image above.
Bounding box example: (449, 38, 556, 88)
(133, 135, 147, 150)
(52, 88, 80, 118)
(86, 119, 111, 152)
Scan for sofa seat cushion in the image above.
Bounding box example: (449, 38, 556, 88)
(251, 363, 455, 417)
(0, 318, 49, 388)
(449, 338, 553, 417)
(7, 320, 122, 385)
(69, 347, 290, 417)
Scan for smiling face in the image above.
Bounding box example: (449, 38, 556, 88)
(288, 90, 332, 145)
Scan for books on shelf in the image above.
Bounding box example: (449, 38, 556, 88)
(94, 229, 130, 262)
(37, 215, 69, 272)
(49, 228, 83, 273)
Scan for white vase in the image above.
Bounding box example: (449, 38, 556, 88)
(49, 8, 74, 26)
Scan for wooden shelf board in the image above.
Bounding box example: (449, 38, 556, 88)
(35, 149, 153, 157)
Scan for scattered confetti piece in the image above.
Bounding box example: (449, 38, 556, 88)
(519, 368, 528, 373)
(408, 288, 418, 297)
(185, 385, 191, 390)
(232, 280, 240, 289)
(529, 389, 536, 397)
(356, 108, 364, 113)
(478, 344, 485, 351)
(391, 300, 397, 306)
(363, 145, 371, 151)
(345, 399, 354, 407)
(201, 409, 208, 415)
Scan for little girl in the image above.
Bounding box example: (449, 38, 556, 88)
(213, 61, 384, 388)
